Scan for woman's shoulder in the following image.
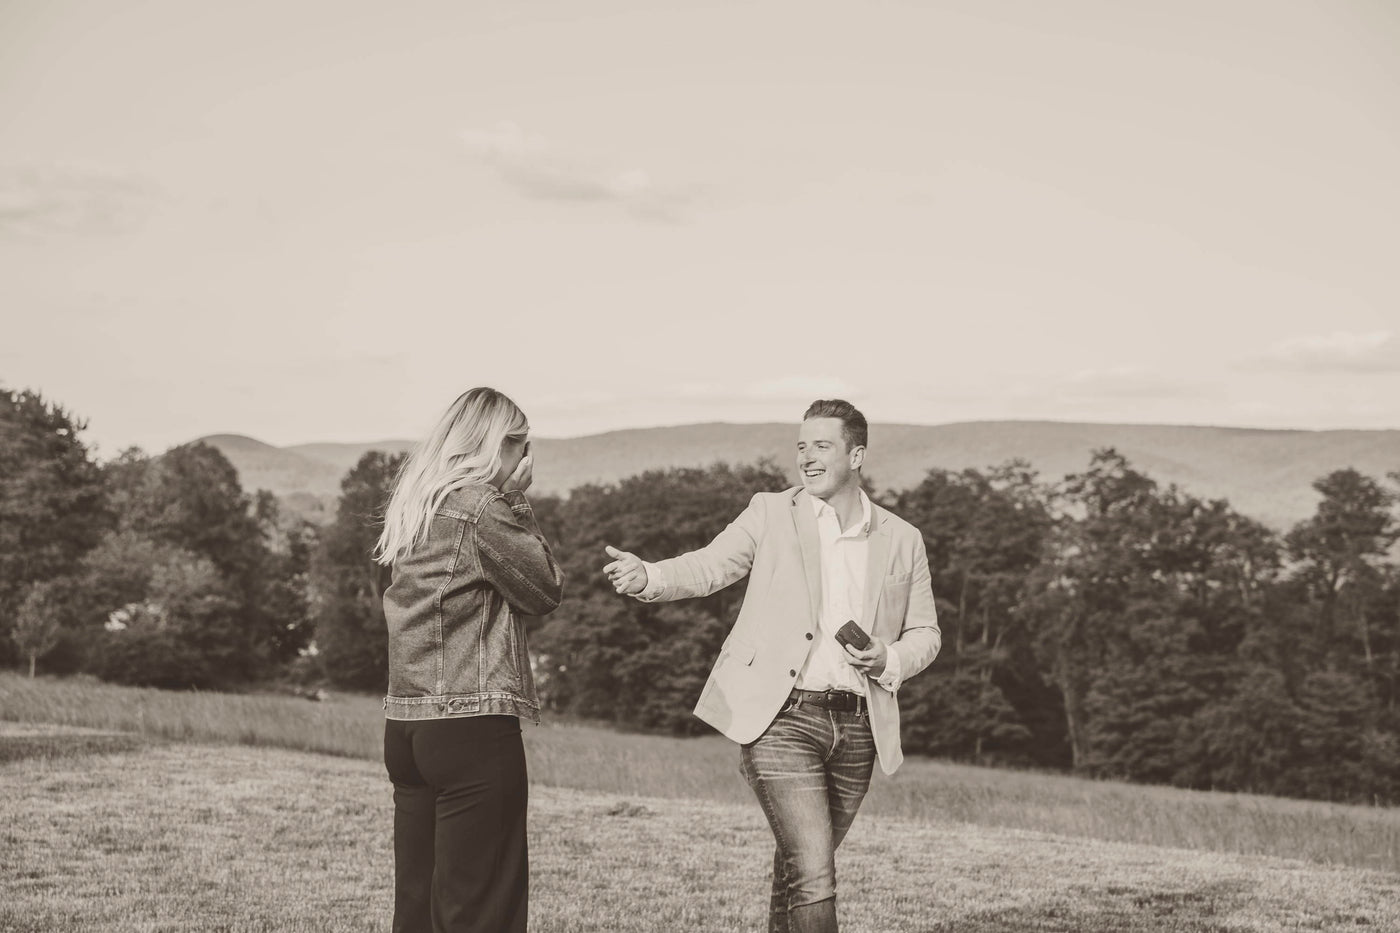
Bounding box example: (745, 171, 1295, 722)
(438, 483, 504, 522)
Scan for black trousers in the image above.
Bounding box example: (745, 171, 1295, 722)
(384, 715, 528, 933)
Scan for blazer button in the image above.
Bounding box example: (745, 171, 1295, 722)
(789, 669, 797, 677)
(805, 632, 814, 640)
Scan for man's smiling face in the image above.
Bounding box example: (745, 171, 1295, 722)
(796, 416, 863, 500)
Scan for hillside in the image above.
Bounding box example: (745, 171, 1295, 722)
(198, 421, 1400, 529)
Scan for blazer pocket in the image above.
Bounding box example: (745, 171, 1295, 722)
(885, 570, 913, 586)
(723, 637, 757, 666)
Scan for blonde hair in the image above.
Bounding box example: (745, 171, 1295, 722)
(374, 387, 528, 564)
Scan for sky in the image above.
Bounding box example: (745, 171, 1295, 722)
(2, 0, 1398, 457)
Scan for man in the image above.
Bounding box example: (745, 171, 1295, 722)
(602, 399, 940, 933)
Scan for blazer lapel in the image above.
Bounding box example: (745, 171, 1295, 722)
(861, 506, 892, 629)
(792, 490, 823, 621)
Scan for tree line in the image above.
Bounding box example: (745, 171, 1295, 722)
(4, 386, 1399, 805)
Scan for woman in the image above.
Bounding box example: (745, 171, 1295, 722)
(375, 387, 565, 933)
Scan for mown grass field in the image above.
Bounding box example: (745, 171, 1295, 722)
(3, 673, 1400, 932)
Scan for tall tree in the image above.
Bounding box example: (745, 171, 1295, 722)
(91, 546, 243, 689)
(12, 581, 64, 677)
(1026, 450, 1278, 779)
(101, 443, 304, 680)
(310, 451, 403, 691)
(0, 388, 108, 665)
(1286, 469, 1398, 672)
(892, 461, 1052, 765)
(119, 442, 266, 585)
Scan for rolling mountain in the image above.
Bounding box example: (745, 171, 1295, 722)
(197, 422, 1400, 530)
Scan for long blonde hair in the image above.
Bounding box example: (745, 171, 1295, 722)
(374, 387, 528, 564)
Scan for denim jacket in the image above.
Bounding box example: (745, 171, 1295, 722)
(383, 485, 564, 722)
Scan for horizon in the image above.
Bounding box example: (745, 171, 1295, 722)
(171, 412, 1400, 459)
(5, 0, 1398, 455)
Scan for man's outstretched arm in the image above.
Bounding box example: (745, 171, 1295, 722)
(603, 493, 767, 601)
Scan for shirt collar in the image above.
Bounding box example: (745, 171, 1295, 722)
(809, 487, 873, 535)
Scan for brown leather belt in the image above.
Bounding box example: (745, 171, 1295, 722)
(788, 688, 865, 713)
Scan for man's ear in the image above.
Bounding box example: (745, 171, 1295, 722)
(850, 445, 865, 471)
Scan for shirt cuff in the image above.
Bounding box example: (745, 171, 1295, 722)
(875, 644, 903, 693)
(636, 561, 666, 601)
(501, 490, 532, 513)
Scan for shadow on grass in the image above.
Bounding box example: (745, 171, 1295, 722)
(0, 732, 151, 764)
(915, 879, 1379, 933)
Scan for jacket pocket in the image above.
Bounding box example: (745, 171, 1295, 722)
(724, 637, 757, 666)
(876, 579, 912, 641)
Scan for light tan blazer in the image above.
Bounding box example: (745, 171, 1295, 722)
(641, 486, 940, 774)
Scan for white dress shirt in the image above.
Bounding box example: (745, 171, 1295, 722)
(797, 489, 901, 695)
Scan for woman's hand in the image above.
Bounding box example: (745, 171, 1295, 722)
(503, 455, 533, 493)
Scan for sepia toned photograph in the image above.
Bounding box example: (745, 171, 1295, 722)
(2, 1, 1399, 931)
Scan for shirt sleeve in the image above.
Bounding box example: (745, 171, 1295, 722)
(875, 644, 904, 692)
(635, 561, 666, 601)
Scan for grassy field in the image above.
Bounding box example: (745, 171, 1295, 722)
(3, 672, 1398, 876)
(2, 727, 1399, 933)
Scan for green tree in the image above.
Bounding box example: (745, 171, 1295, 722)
(310, 451, 403, 691)
(1024, 450, 1161, 770)
(1026, 450, 1279, 781)
(12, 581, 64, 677)
(118, 442, 266, 585)
(93, 443, 312, 681)
(891, 461, 1051, 764)
(92, 547, 243, 689)
(248, 490, 317, 665)
(0, 388, 109, 665)
(1184, 666, 1300, 795)
(1286, 469, 1398, 675)
(1289, 670, 1395, 803)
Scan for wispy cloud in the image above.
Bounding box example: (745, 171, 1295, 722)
(459, 123, 693, 222)
(0, 163, 156, 238)
(1244, 331, 1400, 373)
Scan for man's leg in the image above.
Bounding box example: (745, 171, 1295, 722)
(826, 708, 876, 853)
(768, 846, 789, 932)
(741, 703, 841, 933)
(789, 707, 875, 933)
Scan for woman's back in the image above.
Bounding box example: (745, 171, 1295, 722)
(384, 483, 563, 722)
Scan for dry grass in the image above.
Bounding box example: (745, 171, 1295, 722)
(2, 736, 1398, 933)
(3, 672, 1399, 876)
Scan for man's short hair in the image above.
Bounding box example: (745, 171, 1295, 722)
(803, 399, 868, 451)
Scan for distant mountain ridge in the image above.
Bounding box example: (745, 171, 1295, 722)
(196, 422, 1400, 530)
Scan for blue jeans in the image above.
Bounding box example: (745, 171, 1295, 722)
(740, 698, 876, 933)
